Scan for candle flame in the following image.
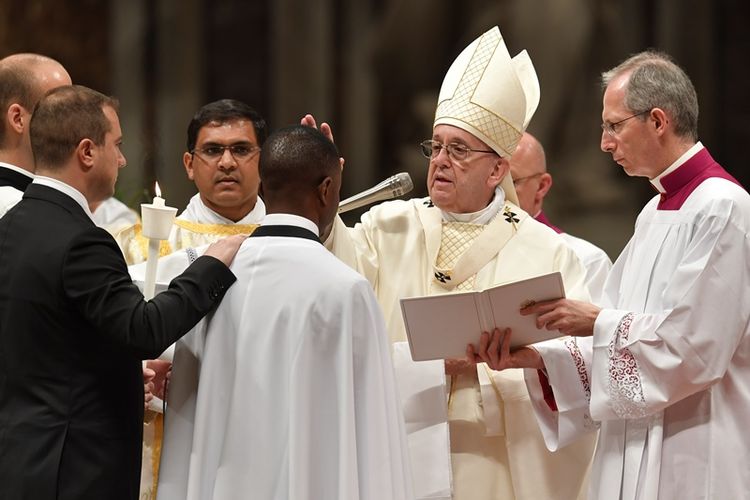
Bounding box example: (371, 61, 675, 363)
(154, 181, 162, 198)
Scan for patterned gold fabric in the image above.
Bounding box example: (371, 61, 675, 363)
(116, 221, 260, 265)
(435, 221, 484, 291)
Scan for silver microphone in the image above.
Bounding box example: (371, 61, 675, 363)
(338, 172, 414, 213)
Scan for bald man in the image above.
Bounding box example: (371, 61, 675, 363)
(510, 132, 612, 302)
(0, 53, 72, 217)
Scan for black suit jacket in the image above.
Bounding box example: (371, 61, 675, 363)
(0, 184, 236, 500)
(0, 165, 33, 191)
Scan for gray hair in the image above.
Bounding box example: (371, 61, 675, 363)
(601, 51, 698, 141)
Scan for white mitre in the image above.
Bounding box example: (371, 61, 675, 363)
(434, 26, 540, 206)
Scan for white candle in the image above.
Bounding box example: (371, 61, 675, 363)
(153, 181, 166, 207)
(143, 239, 160, 300)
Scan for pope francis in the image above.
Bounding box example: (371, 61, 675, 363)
(317, 26, 597, 500)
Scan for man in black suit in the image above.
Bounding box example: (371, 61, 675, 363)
(0, 53, 165, 409)
(0, 53, 71, 217)
(0, 85, 246, 500)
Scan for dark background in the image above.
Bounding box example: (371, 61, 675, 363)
(2, 0, 748, 258)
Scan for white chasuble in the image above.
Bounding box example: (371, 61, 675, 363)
(527, 148, 750, 499)
(157, 216, 413, 500)
(327, 197, 595, 500)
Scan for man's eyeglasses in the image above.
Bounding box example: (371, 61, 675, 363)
(420, 140, 497, 162)
(601, 110, 650, 137)
(512, 172, 543, 186)
(191, 144, 260, 162)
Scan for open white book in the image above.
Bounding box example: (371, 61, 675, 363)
(400, 272, 565, 361)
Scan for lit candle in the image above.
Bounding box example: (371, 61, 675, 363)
(153, 181, 166, 207)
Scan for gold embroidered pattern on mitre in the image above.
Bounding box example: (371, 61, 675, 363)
(435, 221, 484, 291)
(434, 30, 521, 156)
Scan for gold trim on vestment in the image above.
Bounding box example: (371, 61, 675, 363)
(479, 363, 506, 436)
(132, 225, 174, 259)
(417, 202, 526, 291)
(127, 221, 260, 262)
(173, 219, 260, 235)
(151, 413, 164, 498)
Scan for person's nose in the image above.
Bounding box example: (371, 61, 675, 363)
(600, 131, 615, 153)
(218, 149, 237, 170)
(432, 146, 453, 169)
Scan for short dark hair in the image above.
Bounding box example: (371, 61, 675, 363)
(259, 125, 339, 197)
(30, 85, 119, 169)
(0, 54, 59, 145)
(186, 99, 267, 152)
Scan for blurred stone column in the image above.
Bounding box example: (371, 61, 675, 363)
(109, 0, 204, 210)
(270, 0, 379, 200)
(154, 0, 204, 209)
(337, 1, 379, 195)
(110, 0, 148, 206)
(654, 0, 718, 156)
(270, 0, 333, 125)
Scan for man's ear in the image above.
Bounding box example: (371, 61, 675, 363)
(183, 151, 195, 180)
(491, 157, 510, 187)
(318, 176, 333, 206)
(76, 138, 96, 171)
(6, 104, 26, 135)
(650, 107, 669, 136)
(537, 172, 553, 200)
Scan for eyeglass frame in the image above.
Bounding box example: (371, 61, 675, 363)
(420, 139, 498, 162)
(190, 143, 261, 162)
(601, 109, 651, 137)
(512, 172, 544, 186)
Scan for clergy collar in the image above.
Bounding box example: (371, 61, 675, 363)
(261, 213, 319, 237)
(441, 186, 506, 224)
(32, 176, 94, 220)
(650, 141, 703, 194)
(534, 211, 563, 234)
(178, 193, 266, 225)
(0, 161, 34, 179)
(651, 145, 742, 210)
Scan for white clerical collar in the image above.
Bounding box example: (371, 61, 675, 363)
(441, 186, 506, 225)
(178, 193, 266, 225)
(32, 176, 94, 220)
(262, 213, 319, 236)
(0, 161, 34, 179)
(650, 141, 703, 194)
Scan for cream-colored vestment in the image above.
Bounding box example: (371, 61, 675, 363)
(327, 194, 596, 500)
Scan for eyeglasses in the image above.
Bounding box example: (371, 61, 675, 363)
(512, 172, 543, 186)
(601, 110, 650, 137)
(420, 140, 497, 162)
(191, 144, 260, 162)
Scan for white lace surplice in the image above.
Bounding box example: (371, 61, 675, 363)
(529, 176, 750, 500)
